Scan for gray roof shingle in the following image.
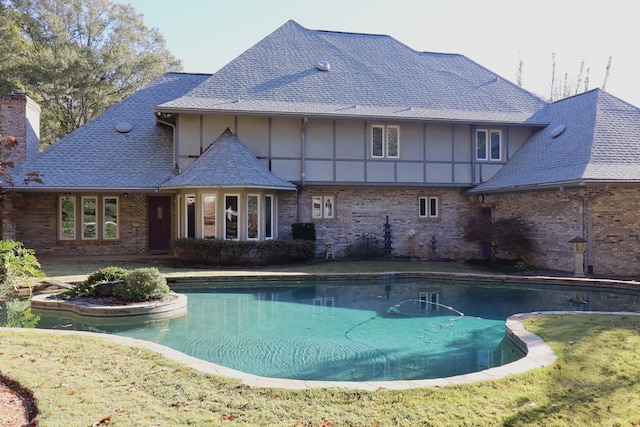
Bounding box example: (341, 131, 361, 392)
(471, 89, 640, 192)
(157, 20, 547, 124)
(10, 73, 211, 191)
(161, 129, 296, 190)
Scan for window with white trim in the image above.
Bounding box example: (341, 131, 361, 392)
(264, 195, 274, 240)
(224, 194, 239, 240)
(247, 194, 259, 240)
(202, 194, 216, 239)
(59, 196, 76, 240)
(59, 195, 119, 241)
(103, 196, 119, 240)
(371, 124, 400, 158)
(476, 129, 502, 161)
(419, 196, 439, 218)
(312, 195, 334, 219)
(185, 195, 196, 238)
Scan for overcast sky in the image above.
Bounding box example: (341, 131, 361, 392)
(123, 0, 638, 106)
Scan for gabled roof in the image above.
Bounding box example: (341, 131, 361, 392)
(157, 20, 547, 125)
(9, 73, 211, 191)
(471, 89, 640, 193)
(161, 129, 296, 190)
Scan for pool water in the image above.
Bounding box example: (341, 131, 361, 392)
(33, 278, 640, 382)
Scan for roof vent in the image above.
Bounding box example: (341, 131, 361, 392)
(315, 61, 331, 72)
(550, 124, 566, 138)
(115, 121, 133, 133)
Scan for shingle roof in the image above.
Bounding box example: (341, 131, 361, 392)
(157, 20, 547, 124)
(471, 89, 640, 193)
(161, 129, 296, 190)
(10, 73, 211, 191)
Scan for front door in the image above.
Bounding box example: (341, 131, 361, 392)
(148, 196, 171, 251)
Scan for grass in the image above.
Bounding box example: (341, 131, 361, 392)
(2, 314, 640, 426)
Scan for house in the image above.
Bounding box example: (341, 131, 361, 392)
(1, 20, 639, 276)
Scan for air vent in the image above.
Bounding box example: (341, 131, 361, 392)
(550, 124, 566, 138)
(315, 61, 331, 72)
(115, 121, 133, 133)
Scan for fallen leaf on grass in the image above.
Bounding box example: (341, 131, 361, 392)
(222, 413, 235, 421)
(91, 416, 111, 426)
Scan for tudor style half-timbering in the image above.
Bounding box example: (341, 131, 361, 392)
(2, 20, 639, 275)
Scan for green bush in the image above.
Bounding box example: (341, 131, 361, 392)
(64, 266, 129, 298)
(0, 240, 44, 299)
(292, 223, 316, 241)
(174, 238, 316, 266)
(115, 267, 169, 302)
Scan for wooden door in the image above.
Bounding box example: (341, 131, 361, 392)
(148, 196, 171, 251)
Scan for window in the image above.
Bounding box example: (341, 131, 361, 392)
(265, 195, 274, 240)
(476, 129, 502, 161)
(82, 197, 97, 240)
(312, 195, 334, 219)
(371, 125, 400, 158)
(103, 197, 118, 239)
(59, 195, 119, 241)
(203, 195, 216, 239)
(224, 195, 239, 240)
(60, 196, 76, 240)
(247, 194, 259, 240)
(419, 196, 439, 218)
(186, 195, 196, 238)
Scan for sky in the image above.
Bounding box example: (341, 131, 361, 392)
(122, 0, 638, 106)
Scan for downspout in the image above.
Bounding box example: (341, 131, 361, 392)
(586, 185, 609, 274)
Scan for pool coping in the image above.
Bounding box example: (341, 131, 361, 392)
(7, 311, 638, 390)
(30, 292, 188, 319)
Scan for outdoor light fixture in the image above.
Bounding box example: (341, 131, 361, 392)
(569, 236, 587, 277)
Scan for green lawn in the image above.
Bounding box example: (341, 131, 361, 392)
(2, 314, 639, 426)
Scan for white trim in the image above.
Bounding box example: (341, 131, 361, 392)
(202, 194, 216, 239)
(102, 196, 119, 240)
(81, 196, 98, 240)
(371, 124, 401, 159)
(476, 129, 502, 161)
(264, 194, 274, 240)
(185, 194, 196, 238)
(419, 196, 439, 218)
(223, 194, 240, 240)
(59, 195, 76, 240)
(247, 194, 260, 240)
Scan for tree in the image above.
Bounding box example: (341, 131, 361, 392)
(463, 215, 534, 262)
(2, 0, 182, 147)
(517, 51, 613, 102)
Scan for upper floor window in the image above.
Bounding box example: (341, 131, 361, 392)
(371, 125, 400, 158)
(476, 129, 502, 161)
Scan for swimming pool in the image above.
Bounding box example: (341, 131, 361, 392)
(33, 278, 640, 382)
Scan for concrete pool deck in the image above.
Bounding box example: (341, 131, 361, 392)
(22, 260, 640, 390)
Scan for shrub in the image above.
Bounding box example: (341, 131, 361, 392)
(0, 240, 44, 299)
(463, 215, 534, 261)
(344, 234, 385, 260)
(115, 267, 169, 302)
(63, 266, 128, 298)
(173, 238, 316, 266)
(292, 223, 316, 241)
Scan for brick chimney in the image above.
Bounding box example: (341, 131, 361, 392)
(0, 93, 41, 169)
